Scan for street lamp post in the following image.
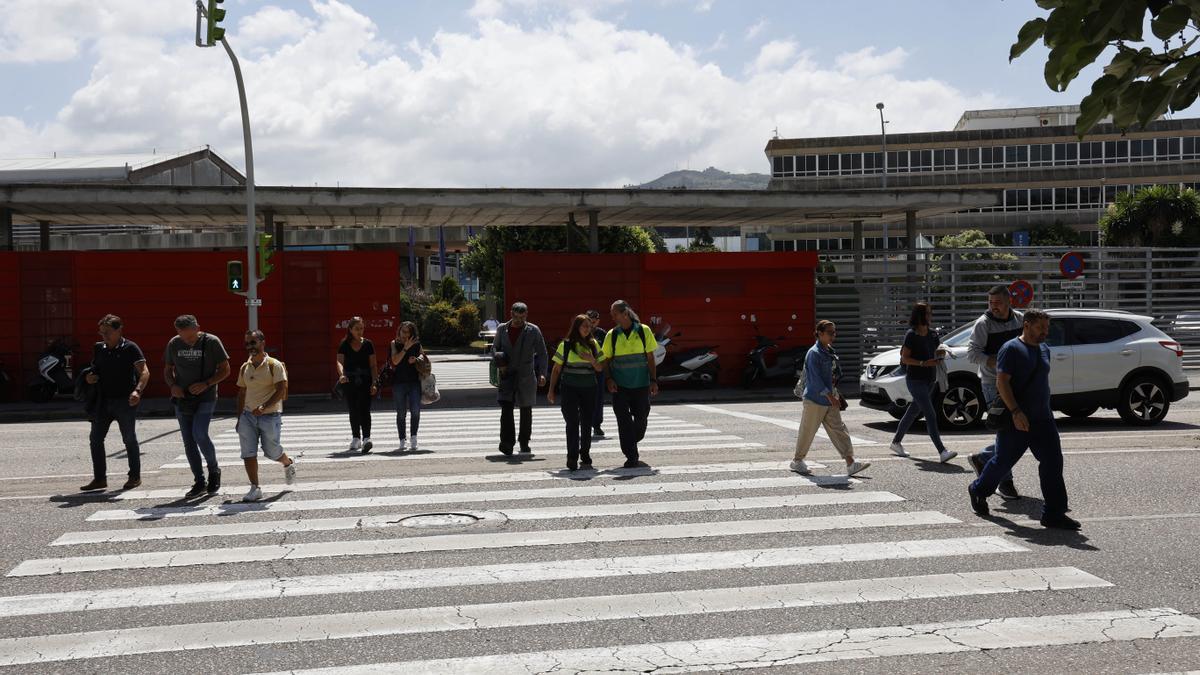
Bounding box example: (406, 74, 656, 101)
(877, 102, 889, 283)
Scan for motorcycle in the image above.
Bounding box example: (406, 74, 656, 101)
(742, 331, 808, 388)
(27, 338, 76, 403)
(652, 324, 720, 386)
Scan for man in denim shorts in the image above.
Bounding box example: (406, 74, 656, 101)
(235, 330, 296, 502)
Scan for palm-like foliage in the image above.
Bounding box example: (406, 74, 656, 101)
(1100, 185, 1200, 246)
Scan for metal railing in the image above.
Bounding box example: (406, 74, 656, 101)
(816, 247, 1200, 385)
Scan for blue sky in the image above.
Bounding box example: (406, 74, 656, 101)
(0, 1, 1128, 187)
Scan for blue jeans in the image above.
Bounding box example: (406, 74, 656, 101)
(978, 378, 1013, 482)
(237, 411, 284, 460)
(177, 400, 219, 483)
(971, 418, 1068, 518)
(892, 378, 947, 454)
(392, 380, 421, 439)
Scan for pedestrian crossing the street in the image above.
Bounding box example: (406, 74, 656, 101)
(3, 435, 1199, 670)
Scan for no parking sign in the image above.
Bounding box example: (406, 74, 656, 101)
(1060, 251, 1085, 280)
(1009, 279, 1034, 308)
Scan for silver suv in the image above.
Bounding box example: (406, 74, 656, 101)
(859, 309, 1190, 429)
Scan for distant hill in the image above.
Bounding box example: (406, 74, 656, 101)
(636, 166, 770, 190)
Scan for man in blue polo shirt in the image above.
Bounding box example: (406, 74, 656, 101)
(968, 309, 1080, 530)
(79, 314, 150, 492)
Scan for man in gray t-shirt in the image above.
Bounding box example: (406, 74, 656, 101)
(163, 315, 231, 498)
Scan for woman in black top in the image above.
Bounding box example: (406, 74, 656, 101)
(890, 302, 956, 463)
(336, 316, 378, 453)
(389, 321, 424, 451)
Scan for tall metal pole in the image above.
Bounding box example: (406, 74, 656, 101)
(198, 1, 258, 331)
(877, 102, 889, 284)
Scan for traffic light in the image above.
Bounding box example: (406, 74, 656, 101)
(227, 260, 245, 294)
(206, 0, 226, 46)
(257, 232, 275, 280)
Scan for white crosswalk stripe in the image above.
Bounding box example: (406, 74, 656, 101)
(4, 408, 1198, 671)
(423, 359, 492, 389)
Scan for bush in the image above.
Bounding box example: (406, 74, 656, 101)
(436, 277, 468, 307)
(454, 303, 481, 339)
(420, 301, 455, 346)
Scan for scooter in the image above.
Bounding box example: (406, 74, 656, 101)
(742, 332, 808, 388)
(653, 325, 720, 386)
(27, 338, 75, 403)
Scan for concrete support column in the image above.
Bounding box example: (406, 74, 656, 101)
(588, 210, 600, 253)
(0, 208, 12, 251)
(39, 220, 50, 252)
(851, 220, 864, 280)
(268, 212, 283, 251)
(567, 212, 577, 252)
(905, 209, 917, 286)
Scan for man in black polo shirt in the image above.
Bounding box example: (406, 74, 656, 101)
(80, 314, 150, 492)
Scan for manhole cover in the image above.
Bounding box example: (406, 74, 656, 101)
(399, 513, 481, 529)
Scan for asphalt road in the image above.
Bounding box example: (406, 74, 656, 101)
(1, 392, 1198, 673)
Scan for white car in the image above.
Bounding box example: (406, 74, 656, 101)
(859, 309, 1190, 429)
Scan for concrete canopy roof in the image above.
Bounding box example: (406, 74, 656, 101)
(2, 184, 998, 229)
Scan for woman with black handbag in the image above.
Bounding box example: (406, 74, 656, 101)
(546, 315, 604, 471)
(336, 317, 378, 454)
(389, 321, 425, 451)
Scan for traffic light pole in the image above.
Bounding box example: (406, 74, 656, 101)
(196, 0, 258, 331)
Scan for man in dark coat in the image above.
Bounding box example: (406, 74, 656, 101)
(491, 302, 548, 455)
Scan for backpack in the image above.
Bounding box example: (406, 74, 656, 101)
(242, 357, 288, 402)
(608, 323, 648, 354)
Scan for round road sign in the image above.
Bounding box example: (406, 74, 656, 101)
(1060, 251, 1085, 280)
(1009, 279, 1034, 308)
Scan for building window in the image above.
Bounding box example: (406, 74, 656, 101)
(863, 151, 883, 174)
(817, 154, 840, 176)
(1080, 186, 1102, 208)
(957, 147, 980, 170)
(910, 149, 933, 172)
(1029, 187, 1052, 210)
(1005, 144, 1029, 168)
(1129, 139, 1153, 162)
(1103, 139, 1129, 164)
(886, 150, 909, 173)
(841, 152, 863, 175)
(933, 148, 956, 170)
(1054, 187, 1078, 210)
(800, 155, 817, 176)
(782, 155, 795, 176)
(772, 156, 784, 177)
(1157, 137, 1181, 161)
(1030, 144, 1053, 167)
(1079, 141, 1103, 165)
(981, 146, 1005, 169)
(1053, 142, 1077, 165)
(1184, 137, 1200, 160)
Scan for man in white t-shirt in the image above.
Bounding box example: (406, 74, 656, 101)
(235, 330, 296, 502)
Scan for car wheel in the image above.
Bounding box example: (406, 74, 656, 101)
(888, 407, 905, 420)
(937, 380, 985, 430)
(1117, 375, 1171, 426)
(1060, 405, 1099, 419)
(741, 365, 759, 388)
(697, 363, 720, 387)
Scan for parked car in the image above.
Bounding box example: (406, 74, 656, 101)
(860, 309, 1190, 429)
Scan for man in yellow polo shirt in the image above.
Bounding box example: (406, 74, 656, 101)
(235, 330, 296, 502)
(601, 300, 658, 469)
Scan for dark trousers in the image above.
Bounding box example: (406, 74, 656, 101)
(971, 418, 1068, 518)
(177, 400, 218, 483)
(612, 386, 651, 462)
(560, 385, 594, 464)
(393, 380, 421, 438)
(500, 402, 533, 451)
(89, 398, 141, 479)
(593, 372, 606, 432)
(344, 384, 373, 439)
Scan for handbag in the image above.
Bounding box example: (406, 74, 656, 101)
(420, 371, 440, 405)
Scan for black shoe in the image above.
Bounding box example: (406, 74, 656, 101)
(623, 459, 648, 469)
(1040, 513, 1081, 530)
(967, 453, 986, 477)
(592, 428, 605, 438)
(968, 484, 989, 516)
(498, 445, 514, 456)
(997, 479, 1021, 501)
(185, 481, 206, 499)
(566, 462, 578, 472)
(121, 477, 141, 491)
(519, 446, 532, 454)
(79, 479, 107, 492)
(361, 438, 373, 454)
(580, 454, 593, 468)
(206, 470, 221, 495)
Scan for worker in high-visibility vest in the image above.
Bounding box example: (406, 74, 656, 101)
(600, 300, 658, 469)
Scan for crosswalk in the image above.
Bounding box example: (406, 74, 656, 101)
(425, 357, 492, 389)
(3, 408, 1199, 671)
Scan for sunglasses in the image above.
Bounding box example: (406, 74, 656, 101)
(245, 341, 259, 347)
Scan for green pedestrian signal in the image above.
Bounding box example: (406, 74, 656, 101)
(257, 232, 276, 280)
(227, 259, 245, 294)
(206, 0, 226, 45)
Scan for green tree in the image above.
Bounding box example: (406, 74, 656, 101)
(1011, 0, 1200, 135)
(1029, 220, 1086, 247)
(676, 226, 721, 252)
(461, 225, 657, 293)
(435, 276, 467, 307)
(931, 229, 1019, 291)
(1099, 184, 1200, 245)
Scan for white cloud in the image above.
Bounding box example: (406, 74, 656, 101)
(2, 1, 1000, 188)
(835, 46, 908, 77)
(745, 17, 767, 41)
(0, 0, 187, 63)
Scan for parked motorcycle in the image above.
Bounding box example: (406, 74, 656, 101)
(742, 332, 808, 388)
(27, 339, 76, 403)
(652, 324, 720, 386)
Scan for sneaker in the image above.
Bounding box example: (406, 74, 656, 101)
(284, 461, 296, 485)
(184, 481, 206, 499)
(497, 445, 514, 456)
(1040, 513, 1081, 530)
(79, 479, 107, 492)
(349, 438, 362, 451)
(206, 470, 221, 495)
(410, 436, 419, 450)
(398, 438, 408, 451)
(241, 485, 263, 502)
(967, 453, 986, 477)
(938, 449, 958, 463)
(789, 460, 811, 475)
(121, 477, 141, 491)
(998, 479, 1021, 501)
(968, 484, 989, 516)
(846, 461, 871, 476)
(889, 442, 909, 457)
(361, 438, 373, 454)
